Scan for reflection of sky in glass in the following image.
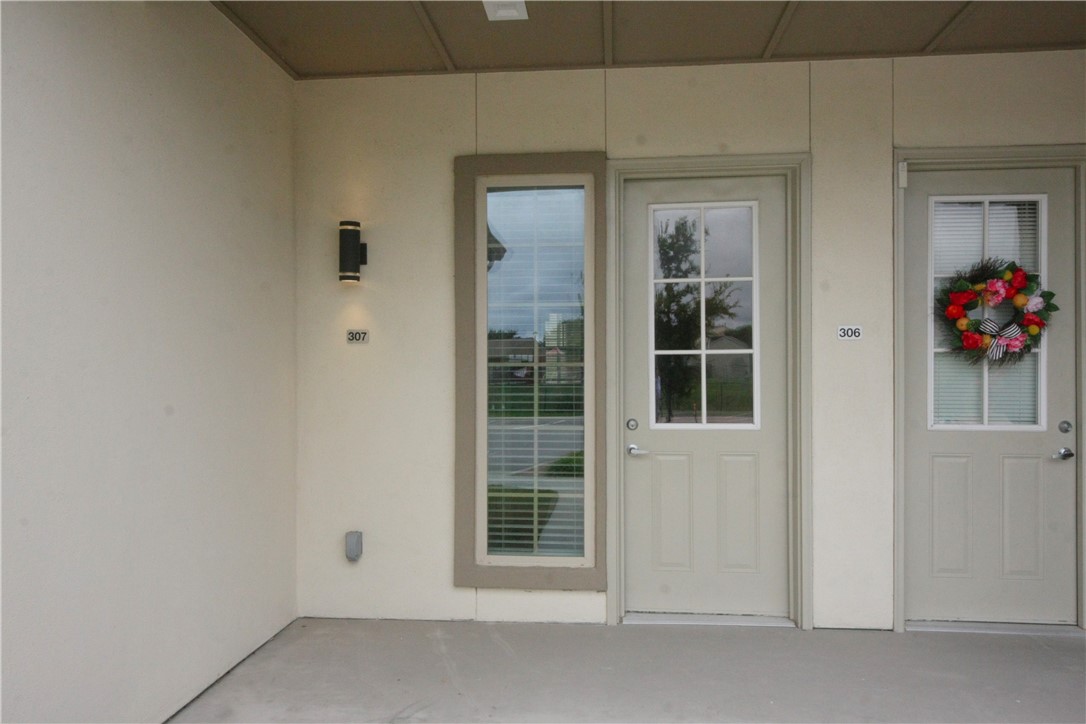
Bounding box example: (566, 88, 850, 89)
(487, 187, 585, 341)
(705, 207, 753, 277)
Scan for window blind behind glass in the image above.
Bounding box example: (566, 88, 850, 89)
(930, 198, 1042, 427)
(485, 187, 586, 556)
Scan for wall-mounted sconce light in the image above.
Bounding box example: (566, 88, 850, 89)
(339, 220, 367, 283)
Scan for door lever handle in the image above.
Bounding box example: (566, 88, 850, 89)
(1052, 447, 1075, 460)
(626, 444, 651, 457)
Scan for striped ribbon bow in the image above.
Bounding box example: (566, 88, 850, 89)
(978, 318, 1023, 361)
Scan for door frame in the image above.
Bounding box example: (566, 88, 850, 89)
(893, 145, 1086, 632)
(606, 155, 813, 628)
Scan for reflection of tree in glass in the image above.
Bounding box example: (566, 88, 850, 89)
(655, 217, 738, 422)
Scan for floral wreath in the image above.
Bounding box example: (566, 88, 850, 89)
(935, 258, 1058, 366)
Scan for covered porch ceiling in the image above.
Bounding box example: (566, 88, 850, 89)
(215, 1, 1086, 80)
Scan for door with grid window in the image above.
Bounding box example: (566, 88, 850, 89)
(904, 167, 1079, 624)
(622, 175, 789, 617)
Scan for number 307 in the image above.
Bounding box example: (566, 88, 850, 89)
(347, 329, 369, 344)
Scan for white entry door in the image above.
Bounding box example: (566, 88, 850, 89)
(622, 175, 789, 617)
(903, 166, 1079, 624)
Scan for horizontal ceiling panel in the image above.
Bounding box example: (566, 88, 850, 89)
(613, 1, 787, 64)
(220, 1, 446, 77)
(937, 1, 1086, 53)
(424, 0, 604, 71)
(773, 1, 967, 58)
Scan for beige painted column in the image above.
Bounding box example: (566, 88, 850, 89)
(810, 59, 895, 628)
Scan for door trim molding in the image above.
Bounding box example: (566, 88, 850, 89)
(606, 154, 813, 628)
(893, 145, 1086, 632)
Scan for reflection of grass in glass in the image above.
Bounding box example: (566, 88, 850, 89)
(707, 379, 753, 416)
(487, 486, 558, 553)
(545, 450, 584, 477)
(667, 386, 700, 418)
(488, 383, 584, 417)
(661, 379, 753, 420)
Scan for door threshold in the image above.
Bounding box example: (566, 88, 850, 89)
(622, 612, 796, 628)
(905, 620, 1085, 637)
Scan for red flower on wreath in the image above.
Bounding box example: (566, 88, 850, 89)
(944, 304, 966, 320)
(1010, 268, 1028, 290)
(961, 331, 983, 350)
(1022, 312, 1046, 329)
(948, 289, 977, 306)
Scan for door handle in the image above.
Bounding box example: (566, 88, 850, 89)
(1052, 447, 1075, 460)
(626, 444, 651, 457)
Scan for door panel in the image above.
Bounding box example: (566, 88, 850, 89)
(622, 175, 789, 617)
(904, 167, 1078, 623)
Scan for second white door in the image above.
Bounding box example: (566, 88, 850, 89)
(622, 174, 790, 617)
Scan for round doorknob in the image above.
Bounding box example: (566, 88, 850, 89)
(1052, 447, 1075, 460)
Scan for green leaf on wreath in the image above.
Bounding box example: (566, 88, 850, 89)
(952, 279, 970, 291)
(1041, 291, 1055, 302)
(1047, 302, 1059, 312)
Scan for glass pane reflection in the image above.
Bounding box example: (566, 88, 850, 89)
(654, 210, 701, 279)
(705, 281, 753, 350)
(655, 355, 701, 424)
(705, 207, 753, 277)
(706, 354, 754, 423)
(655, 283, 701, 351)
(486, 185, 587, 558)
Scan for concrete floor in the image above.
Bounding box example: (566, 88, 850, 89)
(170, 618, 1086, 723)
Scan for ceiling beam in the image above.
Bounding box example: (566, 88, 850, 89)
(212, 1, 300, 80)
(763, 1, 799, 60)
(411, 1, 457, 72)
(924, 2, 976, 54)
(602, 1, 614, 66)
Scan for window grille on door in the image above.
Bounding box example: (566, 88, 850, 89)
(651, 203, 759, 428)
(929, 197, 1045, 429)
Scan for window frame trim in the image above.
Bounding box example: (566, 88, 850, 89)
(454, 152, 607, 591)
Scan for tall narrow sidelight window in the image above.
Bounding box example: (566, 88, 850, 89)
(481, 182, 591, 561)
(454, 153, 606, 591)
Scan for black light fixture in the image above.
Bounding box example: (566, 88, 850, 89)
(339, 220, 367, 283)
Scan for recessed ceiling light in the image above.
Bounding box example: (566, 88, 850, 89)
(483, 1, 528, 22)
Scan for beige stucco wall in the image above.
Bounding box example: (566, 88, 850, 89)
(294, 74, 479, 620)
(1, 3, 297, 721)
(894, 50, 1086, 147)
(295, 49, 1084, 627)
(810, 59, 895, 628)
